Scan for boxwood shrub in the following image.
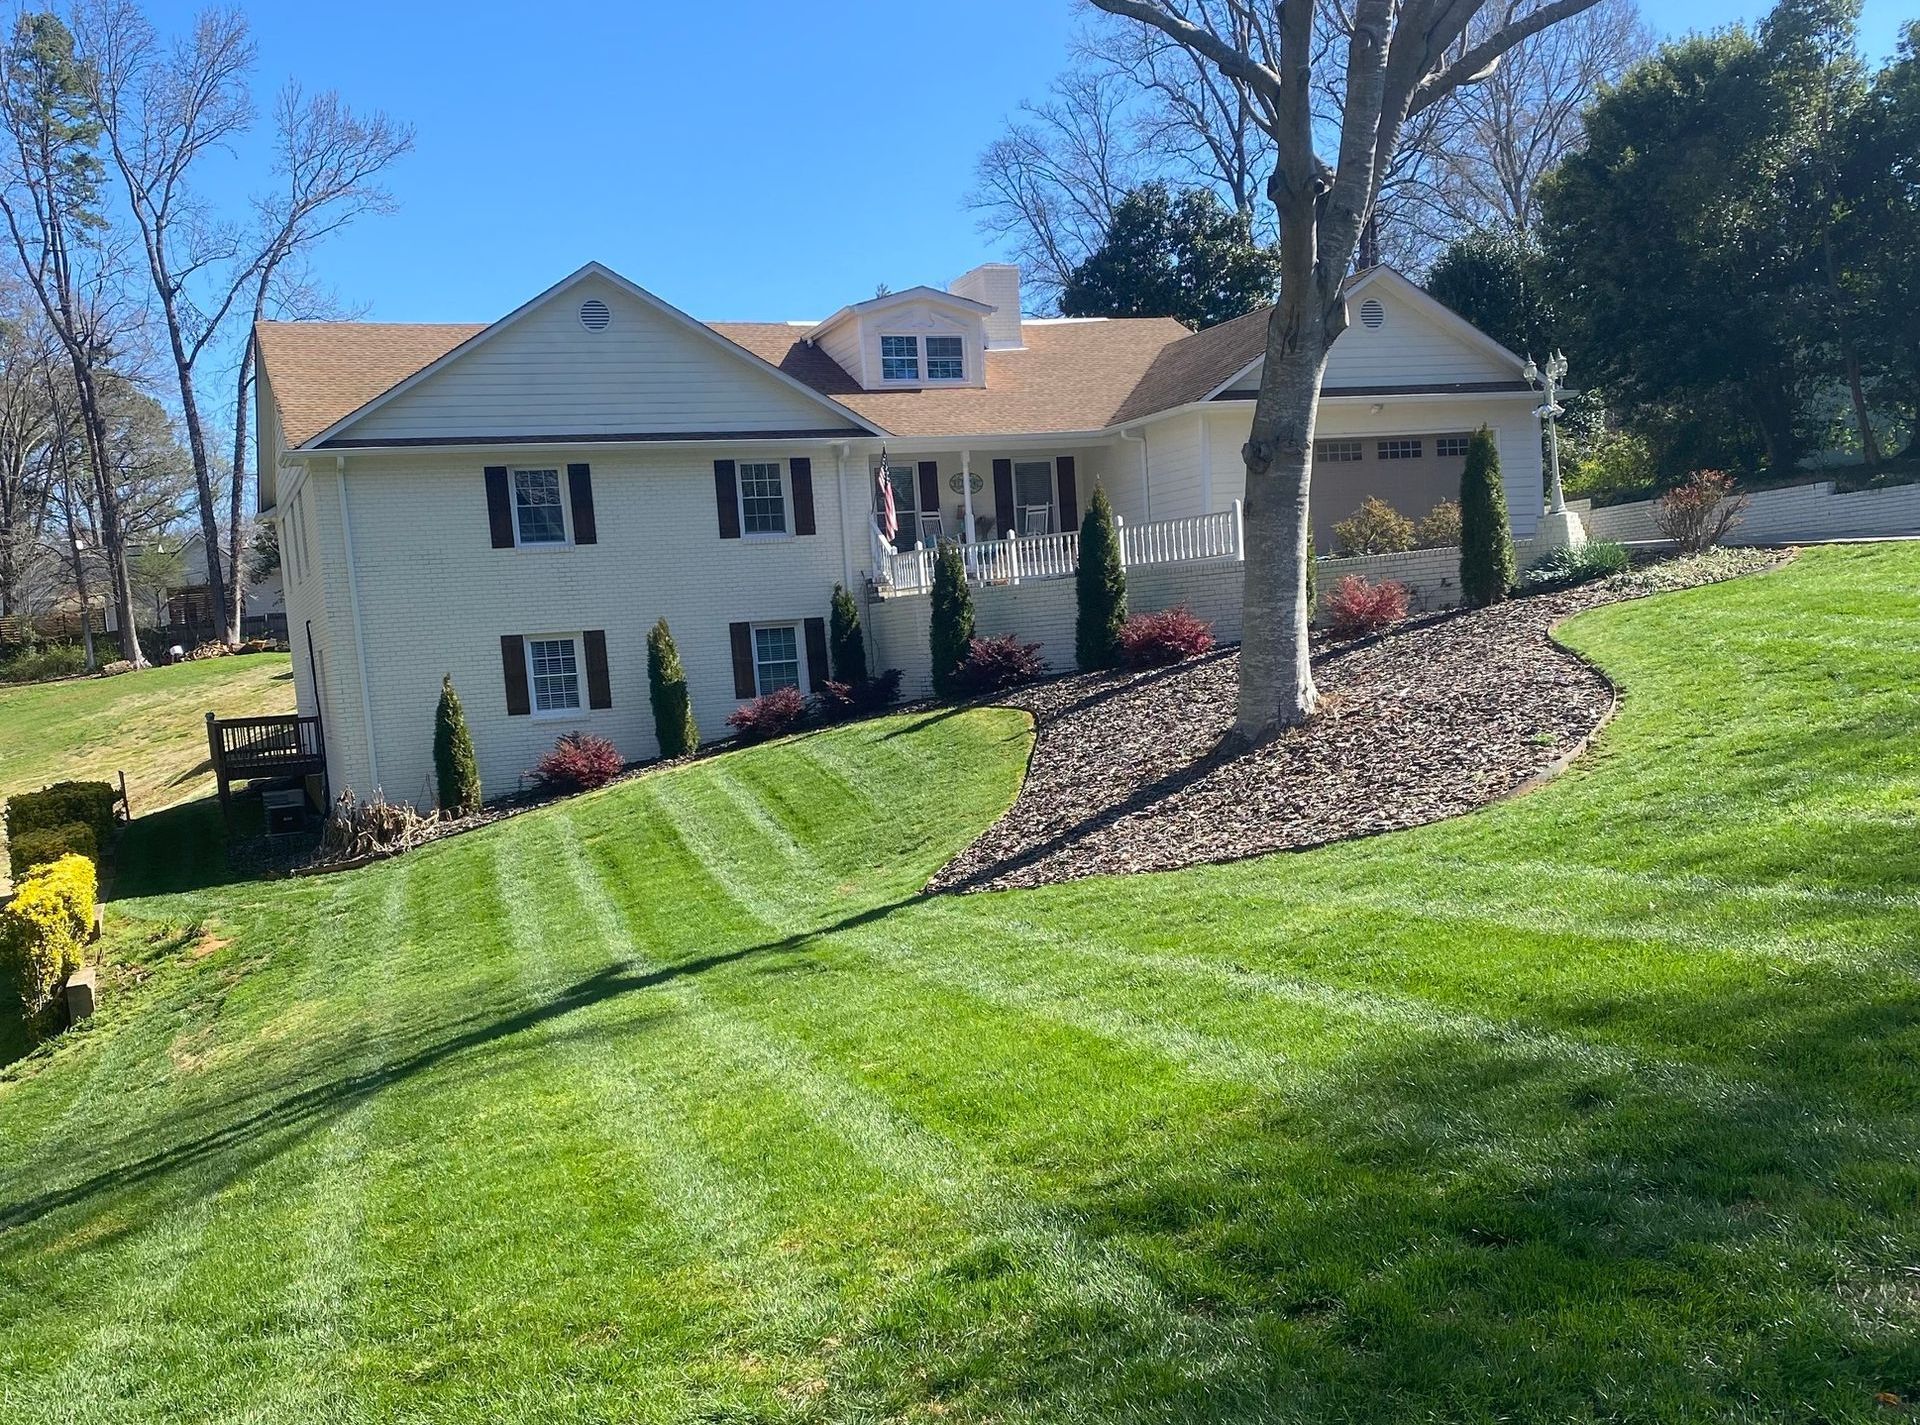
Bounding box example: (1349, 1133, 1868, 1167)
(0, 853, 96, 1021)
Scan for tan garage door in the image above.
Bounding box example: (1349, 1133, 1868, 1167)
(1310, 433, 1473, 551)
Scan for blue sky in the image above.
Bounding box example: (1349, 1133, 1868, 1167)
(143, 0, 1915, 327)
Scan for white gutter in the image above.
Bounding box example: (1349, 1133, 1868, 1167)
(334, 459, 380, 793)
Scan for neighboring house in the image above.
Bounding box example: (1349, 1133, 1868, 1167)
(164, 532, 287, 641)
(252, 260, 1547, 809)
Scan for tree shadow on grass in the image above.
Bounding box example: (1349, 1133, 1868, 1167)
(112, 796, 262, 899)
(0, 896, 913, 1232)
(849, 1007, 1920, 1422)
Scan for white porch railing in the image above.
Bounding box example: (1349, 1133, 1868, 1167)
(873, 501, 1243, 594)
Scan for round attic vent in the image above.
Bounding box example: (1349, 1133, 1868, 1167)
(1359, 297, 1386, 330)
(579, 298, 611, 331)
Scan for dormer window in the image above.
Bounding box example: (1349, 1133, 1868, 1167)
(880, 335, 919, 381)
(878, 333, 966, 384)
(925, 336, 965, 381)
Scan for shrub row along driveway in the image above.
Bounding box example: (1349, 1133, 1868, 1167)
(932, 548, 1782, 892)
(0, 546, 1917, 1422)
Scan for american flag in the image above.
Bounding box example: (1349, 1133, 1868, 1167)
(876, 449, 899, 543)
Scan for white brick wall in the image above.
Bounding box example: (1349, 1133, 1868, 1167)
(1572, 479, 1920, 546)
(867, 544, 1475, 696)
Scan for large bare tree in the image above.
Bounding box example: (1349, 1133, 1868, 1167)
(222, 82, 409, 640)
(0, 284, 59, 617)
(79, 0, 253, 648)
(0, 11, 144, 663)
(1089, 0, 1601, 740)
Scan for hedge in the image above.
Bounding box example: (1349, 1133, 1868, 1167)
(0, 853, 95, 1018)
(8, 820, 97, 881)
(6, 780, 118, 842)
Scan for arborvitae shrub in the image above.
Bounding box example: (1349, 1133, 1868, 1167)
(928, 539, 975, 698)
(646, 618, 699, 759)
(828, 584, 868, 685)
(433, 674, 481, 815)
(1459, 426, 1515, 606)
(1075, 485, 1127, 670)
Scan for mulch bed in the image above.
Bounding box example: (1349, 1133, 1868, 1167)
(929, 549, 1790, 894)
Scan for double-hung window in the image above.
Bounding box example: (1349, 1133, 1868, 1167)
(527, 636, 582, 714)
(753, 624, 801, 694)
(925, 336, 965, 381)
(513, 468, 568, 544)
(738, 461, 788, 535)
(880, 335, 919, 381)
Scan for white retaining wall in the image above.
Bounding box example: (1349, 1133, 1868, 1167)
(868, 545, 1477, 695)
(1572, 478, 1920, 546)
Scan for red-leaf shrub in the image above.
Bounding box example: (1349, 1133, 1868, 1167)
(818, 668, 904, 721)
(726, 685, 809, 743)
(531, 731, 623, 792)
(1652, 468, 1749, 551)
(1118, 605, 1215, 667)
(955, 634, 1044, 694)
(1324, 575, 1408, 640)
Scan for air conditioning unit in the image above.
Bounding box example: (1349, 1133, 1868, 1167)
(262, 789, 307, 836)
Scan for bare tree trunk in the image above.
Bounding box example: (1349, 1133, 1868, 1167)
(159, 300, 231, 639)
(1842, 339, 1882, 470)
(67, 355, 141, 665)
(56, 449, 95, 670)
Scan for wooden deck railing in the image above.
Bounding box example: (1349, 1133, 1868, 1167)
(206, 712, 326, 819)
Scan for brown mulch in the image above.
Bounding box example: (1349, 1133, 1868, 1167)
(929, 549, 1791, 894)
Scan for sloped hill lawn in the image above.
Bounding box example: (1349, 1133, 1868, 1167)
(1, 545, 1917, 1422)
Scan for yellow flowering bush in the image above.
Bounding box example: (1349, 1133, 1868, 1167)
(1, 853, 96, 1017)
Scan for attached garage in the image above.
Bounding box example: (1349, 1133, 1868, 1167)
(1310, 431, 1474, 552)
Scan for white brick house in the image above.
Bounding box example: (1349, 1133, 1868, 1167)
(252, 260, 1544, 808)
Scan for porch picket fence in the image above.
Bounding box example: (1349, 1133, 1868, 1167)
(872, 501, 1243, 595)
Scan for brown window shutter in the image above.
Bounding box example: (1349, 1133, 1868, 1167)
(992, 459, 1014, 537)
(500, 634, 529, 715)
(729, 621, 755, 697)
(790, 456, 816, 536)
(567, 463, 597, 544)
(583, 629, 612, 709)
(485, 466, 514, 548)
(803, 616, 829, 692)
(917, 461, 941, 526)
(714, 459, 740, 539)
(1055, 456, 1079, 533)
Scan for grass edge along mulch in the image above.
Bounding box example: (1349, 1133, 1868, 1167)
(931, 547, 1789, 893)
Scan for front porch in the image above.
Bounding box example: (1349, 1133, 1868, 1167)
(871, 502, 1244, 595)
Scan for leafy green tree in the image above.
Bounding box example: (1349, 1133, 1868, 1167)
(1074, 486, 1127, 670)
(1459, 428, 1514, 607)
(1062, 183, 1280, 330)
(433, 675, 481, 814)
(1424, 230, 1558, 360)
(828, 583, 867, 684)
(928, 540, 974, 698)
(647, 618, 698, 759)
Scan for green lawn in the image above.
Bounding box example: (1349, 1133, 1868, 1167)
(2, 545, 1918, 1422)
(0, 652, 294, 814)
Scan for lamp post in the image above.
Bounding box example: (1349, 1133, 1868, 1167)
(1525, 349, 1570, 515)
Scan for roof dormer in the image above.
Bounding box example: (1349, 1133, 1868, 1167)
(807, 286, 992, 391)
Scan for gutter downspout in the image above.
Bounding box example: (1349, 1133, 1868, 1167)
(1120, 426, 1151, 521)
(833, 442, 853, 589)
(335, 458, 380, 794)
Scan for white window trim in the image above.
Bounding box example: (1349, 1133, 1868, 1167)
(750, 620, 807, 697)
(736, 458, 792, 542)
(525, 631, 586, 719)
(878, 333, 923, 384)
(922, 334, 967, 383)
(1010, 456, 1060, 532)
(511, 467, 572, 550)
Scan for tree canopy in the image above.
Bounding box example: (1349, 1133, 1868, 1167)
(1061, 183, 1280, 330)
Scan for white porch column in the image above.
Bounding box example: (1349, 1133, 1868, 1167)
(960, 449, 976, 543)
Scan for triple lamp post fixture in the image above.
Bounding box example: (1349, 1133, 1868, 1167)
(1525, 349, 1570, 515)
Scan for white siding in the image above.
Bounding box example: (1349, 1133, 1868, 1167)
(341, 274, 851, 443)
(1226, 280, 1517, 394)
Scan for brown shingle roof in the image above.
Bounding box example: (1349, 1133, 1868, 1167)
(256, 310, 1233, 448)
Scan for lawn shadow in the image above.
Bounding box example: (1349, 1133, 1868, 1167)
(112, 797, 258, 899)
(0, 895, 914, 1232)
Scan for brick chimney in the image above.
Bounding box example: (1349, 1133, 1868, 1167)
(948, 264, 1024, 350)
